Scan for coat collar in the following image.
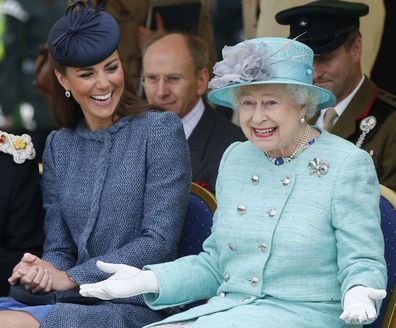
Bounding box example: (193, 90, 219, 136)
(331, 76, 378, 138)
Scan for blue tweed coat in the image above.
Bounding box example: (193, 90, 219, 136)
(40, 111, 191, 328)
(144, 130, 387, 328)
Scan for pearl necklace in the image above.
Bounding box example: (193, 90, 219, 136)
(264, 126, 312, 165)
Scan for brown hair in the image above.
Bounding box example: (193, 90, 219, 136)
(49, 55, 162, 129)
(343, 30, 361, 51)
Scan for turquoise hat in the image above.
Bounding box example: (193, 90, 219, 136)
(207, 37, 336, 110)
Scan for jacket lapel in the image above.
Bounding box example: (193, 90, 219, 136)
(188, 107, 215, 180)
(332, 77, 377, 139)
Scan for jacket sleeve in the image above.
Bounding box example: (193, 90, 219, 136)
(42, 130, 79, 271)
(333, 149, 387, 303)
(143, 142, 241, 309)
(0, 155, 44, 295)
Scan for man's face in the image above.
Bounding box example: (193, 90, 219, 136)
(313, 38, 361, 104)
(142, 35, 208, 118)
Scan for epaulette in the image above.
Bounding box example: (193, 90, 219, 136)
(377, 89, 396, 109)
(0, 130, 36, 164)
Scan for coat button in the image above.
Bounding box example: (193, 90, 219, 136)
(258, 243, 268, 252)
(281, 177, 290, 185)
(224, 273, 230, 282)
(267, 208, 276, 218)
(237, 205, 247, 215)
(251, 175, 259, 185)
(219, 292, 226, 297)
(249, 277, 259, 286)
(228, 243, 237, 250)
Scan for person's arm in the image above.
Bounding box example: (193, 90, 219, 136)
(40, 130, 79, 272)
(142, 142, 241, 309)
(332, 148, 387, 322)
(379, 114, 396, 191)
(0, 154, 44, 295)
(79, 142, 241, 305)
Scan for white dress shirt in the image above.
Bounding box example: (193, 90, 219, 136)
(316, 76, 365, 128)
(181, 98, 205, 139)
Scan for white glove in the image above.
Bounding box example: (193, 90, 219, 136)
(79, 261, 159, 300)
(340, 286, 386, 324)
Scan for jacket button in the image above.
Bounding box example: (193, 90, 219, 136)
(219, 292, 226, 297)
(249, 277, 259, 286)
(267, 208, 276, 218)
(228, 243, 237, 250)
(251, 175, 259, 185)
(258, 243, 268, 252)
(281, 177, 290, 185)
(224, 273, 230, 282)
(237, 205, 247, 215)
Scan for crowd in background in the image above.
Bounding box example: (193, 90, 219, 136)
(0, 0, 394, 161)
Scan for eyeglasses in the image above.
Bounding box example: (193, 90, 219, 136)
(140, 74, 187, 87)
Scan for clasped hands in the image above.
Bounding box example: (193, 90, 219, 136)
(79, 261, 159, 300)
(8, 252, 77, 293)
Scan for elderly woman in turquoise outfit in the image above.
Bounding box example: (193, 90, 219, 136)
(0, 2, 190, 328)
(80, 37, 387, 327)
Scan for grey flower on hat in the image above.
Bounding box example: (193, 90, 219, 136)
(209, 42, 274, 89)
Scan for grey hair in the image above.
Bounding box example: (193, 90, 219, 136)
(231, 84, 319, 118)
(285, 84, 319, 118)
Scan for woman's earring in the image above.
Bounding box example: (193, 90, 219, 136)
(300, 117, 306, 124)
(65, 90, 71, 98)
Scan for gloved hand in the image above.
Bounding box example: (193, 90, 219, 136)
(79, 261, 159, 300)
(339, 286, 386, 324)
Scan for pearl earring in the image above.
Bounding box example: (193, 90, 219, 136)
(65, 90, 71, 98)
(300, 117, 305, 124)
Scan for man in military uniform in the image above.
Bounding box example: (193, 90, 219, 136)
(0, 130, 44, 296)
(276, 0, 396, 191)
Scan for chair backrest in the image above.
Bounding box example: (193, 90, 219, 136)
(382, 284, 396, 328)
(178, 182, 217, 257)
(366, 185, 396, 328)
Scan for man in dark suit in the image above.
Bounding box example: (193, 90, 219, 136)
(142, 33, 245, 193)
(276, 0, 396, 191)
(0, 131, 44, 296)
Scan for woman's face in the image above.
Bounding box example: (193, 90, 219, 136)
(238, 84, 306, 157)
(56, 50, 124, 131)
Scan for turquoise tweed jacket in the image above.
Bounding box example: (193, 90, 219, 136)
(40, 111, 191, 328)
(144, 130, 387, 328)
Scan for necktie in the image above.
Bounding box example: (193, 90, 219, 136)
(323, 107, 338, 131)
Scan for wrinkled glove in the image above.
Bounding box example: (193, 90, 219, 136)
(79, 261, 159, 300)
(340, 286, 386, 324)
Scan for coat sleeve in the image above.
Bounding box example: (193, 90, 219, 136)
(42, 130, 79, 271)
(332, 149, 387, 302)
(0, 155, 44, 295)
(43, 113, 192, 284)
(143, 142, 241, 309)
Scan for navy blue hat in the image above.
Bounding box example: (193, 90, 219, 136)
(275, 0, 369, 54)
(47, 1, 120, 67)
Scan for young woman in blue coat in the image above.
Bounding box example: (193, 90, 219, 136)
(0, 2, 190, 327)
(79, 37, 387, 327)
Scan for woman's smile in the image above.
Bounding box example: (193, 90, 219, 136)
(253, 127, 277, 138)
